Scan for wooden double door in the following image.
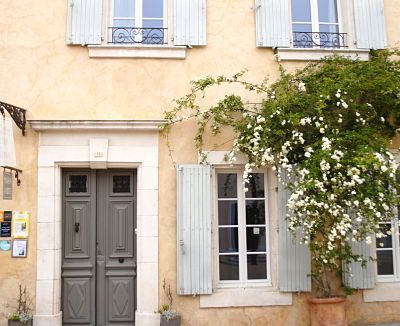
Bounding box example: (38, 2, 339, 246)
(62, 169, 136, 326)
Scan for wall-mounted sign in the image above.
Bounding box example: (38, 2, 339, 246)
(12, 239, 27, 258)
(12, 211, 29, 238)
(3, 170, 12, 200)
(4, 211, 12, 221)
(0, 222, 11, 237)
(0, 240, 11, 251)
(0, 211, 3, 222)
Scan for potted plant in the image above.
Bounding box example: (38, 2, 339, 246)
(163, 50, 400, 325)
(7, 284, 33, 326)
(158, 279, 181, 326)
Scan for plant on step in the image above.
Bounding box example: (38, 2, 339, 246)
(158, 279, 180, 321)
(163, 49, 400, 298)
(7, 284, 33, 324)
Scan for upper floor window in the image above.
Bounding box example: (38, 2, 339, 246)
(291, 0, 345, 48)
(110, 0, 166, 45)
(216, 171, 270, 286)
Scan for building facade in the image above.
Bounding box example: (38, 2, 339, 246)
(0, 0, 400, 325)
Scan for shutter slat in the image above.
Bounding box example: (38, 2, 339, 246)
(255, 0, 290, 48)
(343, 237, 376, 289)
(278, 170, 311, 292)
(66, 0, 103, 45)
(177, 165, 212, 295)
(174, 0, 206, 46)
(354, 0, 387, 49)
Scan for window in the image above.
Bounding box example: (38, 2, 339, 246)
(216, 171, 270, 286)
(376, 210, 400, 282)
(110, 0, 166, 44)
(291, 0, 344, 48)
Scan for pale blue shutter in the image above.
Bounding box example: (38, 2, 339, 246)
(278, 170, 311, 292)
(173, 0, 206, 46)
(177, 165, 212, 295)
(353, 0, 387, 49)
(255, 0, 291, 48)
(343, 238, 376, 289)
(66, 0, 103, 45)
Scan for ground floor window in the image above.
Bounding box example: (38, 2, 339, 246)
(376, 210, 400, 282)
(216, 170, 270, 287)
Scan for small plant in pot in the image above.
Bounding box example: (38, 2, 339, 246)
(7, 284, 33, 326)
(158, 279, 181, 326)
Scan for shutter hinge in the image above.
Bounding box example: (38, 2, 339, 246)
(275, 186, 278, 192)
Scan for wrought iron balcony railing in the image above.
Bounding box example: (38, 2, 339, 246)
(109, 27, 167, 45)
(293, 32, 347, 49)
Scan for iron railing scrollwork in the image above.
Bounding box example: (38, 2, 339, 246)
(109, 27, 167, 45)
(293, 32, 347, 49)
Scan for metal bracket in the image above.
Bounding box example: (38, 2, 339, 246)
(1, 166, 22, 186)
(0, 101, 27, 136)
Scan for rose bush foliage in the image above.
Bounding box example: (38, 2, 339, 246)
(164, 50, 400, 297)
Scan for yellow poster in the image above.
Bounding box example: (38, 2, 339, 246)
(12, 211, 29, 238)
(0, 211, 3, 222)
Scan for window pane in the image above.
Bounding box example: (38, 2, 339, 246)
(218, 174, 237, 198)
(219, 228, 239, 253)
(292, 24, 313, 48)
(219, 255, 239, 280)
(377, 224, 393, 249)
(114, 0, 135, 17)
(247, 254, 267, 280)
(69, 175, 87, 193)
(319, 24, 339, 34)
(113, 175, 131, 193)
(291, 0, 311, 22)
(113, 19, 135, 27)
(218, 201, 238, 225)
(318, 0, 338, 23)
(246, 227, 266, 252)
(246, 200, 265, 225)
(377, 251, 394, 275)
(245, 173, 265, 198)
(143, 0, 163, 18)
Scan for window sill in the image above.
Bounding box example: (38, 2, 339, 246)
(363, 282, 400, 302)
(199, 287, 292, 308)
(276, 48, 370, 61)
(88, 44, 187, 59)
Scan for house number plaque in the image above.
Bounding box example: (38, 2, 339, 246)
(3, 170, 12, 200)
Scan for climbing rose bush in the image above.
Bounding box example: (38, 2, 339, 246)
(163, 50, 400, 297)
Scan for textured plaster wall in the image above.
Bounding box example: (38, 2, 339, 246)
(0, 126, 38, 326)
(1, 0, 400, 324)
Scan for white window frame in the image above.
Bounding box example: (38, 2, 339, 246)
(214, 168, 271, 289)
(376, 214, 400, 283)
(108, 0, 168, 44)
(290, 0, 343, 48)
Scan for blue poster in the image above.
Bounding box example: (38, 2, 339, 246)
(0, 240, 11, 251)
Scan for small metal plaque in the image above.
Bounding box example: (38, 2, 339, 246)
(3, 171, 12, 200)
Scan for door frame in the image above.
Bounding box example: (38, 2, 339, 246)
(31, 124, 161, 326)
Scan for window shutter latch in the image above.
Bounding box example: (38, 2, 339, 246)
(179, 239, 185, 254)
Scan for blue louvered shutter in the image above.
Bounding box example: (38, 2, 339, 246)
(343, 238, 376, 289)
(66, 0, 103, 45)
(255, 0, 291, 48)
(174, 0, 206, 46)
(177, 165, 212, 295)
(353, 0, 387, 49)
(278, 170, 311, 292)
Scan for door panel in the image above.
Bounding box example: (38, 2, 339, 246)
(62, 169, 136, 326)
(62, 171, 96, 325)
(97, 170, 136, 326)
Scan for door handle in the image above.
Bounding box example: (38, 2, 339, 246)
(118, 258, 125, 263)
(74, 222, 80, 233)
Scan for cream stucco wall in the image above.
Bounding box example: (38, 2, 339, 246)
(1, 0, 400, 325)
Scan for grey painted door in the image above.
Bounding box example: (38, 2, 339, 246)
(62, 169, 136, 326)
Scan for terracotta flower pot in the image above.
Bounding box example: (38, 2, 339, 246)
(308, 296, 347, 326)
